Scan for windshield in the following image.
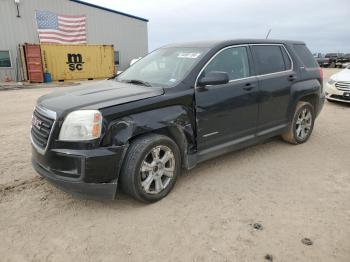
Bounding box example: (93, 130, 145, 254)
(116, 47, 209, 87)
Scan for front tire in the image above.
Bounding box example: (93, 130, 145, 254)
(119, 134, 181, 203)
(282, 101, 315, 144)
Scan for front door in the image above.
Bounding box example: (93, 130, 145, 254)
(195, 46, 259, 151)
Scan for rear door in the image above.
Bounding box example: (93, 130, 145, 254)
(195, 45, 259, 150)
(251, 44, 295, 134)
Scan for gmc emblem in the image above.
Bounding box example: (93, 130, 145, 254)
(32, 115, 42, 129)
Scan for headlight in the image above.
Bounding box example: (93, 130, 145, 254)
(59, 110, 102, 141)
(328, 78, 336, 85)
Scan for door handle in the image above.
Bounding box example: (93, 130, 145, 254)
(243, 83, 255, 91)
(288, 74, 297, 81)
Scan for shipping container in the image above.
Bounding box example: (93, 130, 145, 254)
(40, 44, 115, 81)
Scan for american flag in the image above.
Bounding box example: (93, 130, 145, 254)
(35, 10, 87, 44)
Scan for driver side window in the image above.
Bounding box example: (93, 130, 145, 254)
(202, 46, 250, 81)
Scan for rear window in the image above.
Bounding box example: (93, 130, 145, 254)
(294, 44, 319, 68)
(252, 45, 290, 75)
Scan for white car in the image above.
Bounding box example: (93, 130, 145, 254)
(325, 65, 350, 103)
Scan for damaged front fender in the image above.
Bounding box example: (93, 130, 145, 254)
(102, 105, 197, 169)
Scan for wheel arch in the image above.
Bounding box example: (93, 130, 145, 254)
(103, 105, 197, 170)
(299, 93, 318, 111)
(289, 79, 321, 122)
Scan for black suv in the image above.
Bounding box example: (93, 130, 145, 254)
(31, 39, 325, 202)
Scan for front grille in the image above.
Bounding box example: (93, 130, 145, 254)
(335, 81, 350, 91)
(31, 109, 55, 149)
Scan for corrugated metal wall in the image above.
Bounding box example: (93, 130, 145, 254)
(0, 0, 148, 81)
(41, 44, 115, 80)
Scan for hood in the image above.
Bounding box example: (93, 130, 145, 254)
(37, 80, 164, 115)
(330, 68, 350, 82)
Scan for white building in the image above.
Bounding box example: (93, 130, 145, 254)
(0, 0, 148, 81)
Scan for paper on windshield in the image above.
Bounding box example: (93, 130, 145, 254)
(177, 53, 201, 59)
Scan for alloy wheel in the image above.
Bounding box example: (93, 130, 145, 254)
(295, 108, 312, 140)
(140, 145, 176, 194)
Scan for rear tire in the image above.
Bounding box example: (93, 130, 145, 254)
(282, 101, 315, 144)
(119, 134, 181, 203)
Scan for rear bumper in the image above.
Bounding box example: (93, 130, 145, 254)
(318, 61, 330, 66)
(316, 92, 325, 116)
(31, 144, 127, 200)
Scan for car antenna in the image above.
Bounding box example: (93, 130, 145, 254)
(265, 29, 272, 39)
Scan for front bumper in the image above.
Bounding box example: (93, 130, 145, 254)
(325, 83, 350, 103)
(31, 144, 127, 200)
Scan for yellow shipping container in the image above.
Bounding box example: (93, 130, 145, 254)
(40, 44, 115, 81)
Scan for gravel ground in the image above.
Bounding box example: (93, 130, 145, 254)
(0, 69, 349, 262)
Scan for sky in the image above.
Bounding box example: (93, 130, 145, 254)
(86, 0, 350, 53)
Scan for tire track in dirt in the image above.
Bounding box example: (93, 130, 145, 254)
(0, 176, 45, 200)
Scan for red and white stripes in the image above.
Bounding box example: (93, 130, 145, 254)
(38, 15, 87, 44)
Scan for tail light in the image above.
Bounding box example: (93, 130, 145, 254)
(318, 67, 324, 93)
(319, 67, 323, 81)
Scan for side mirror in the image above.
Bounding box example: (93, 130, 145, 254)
(198, 71, 229, 87)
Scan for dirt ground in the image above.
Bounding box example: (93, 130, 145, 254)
(0, 69, 349, 262)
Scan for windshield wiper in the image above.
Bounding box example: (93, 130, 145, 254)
(122, 79, 152, 87)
